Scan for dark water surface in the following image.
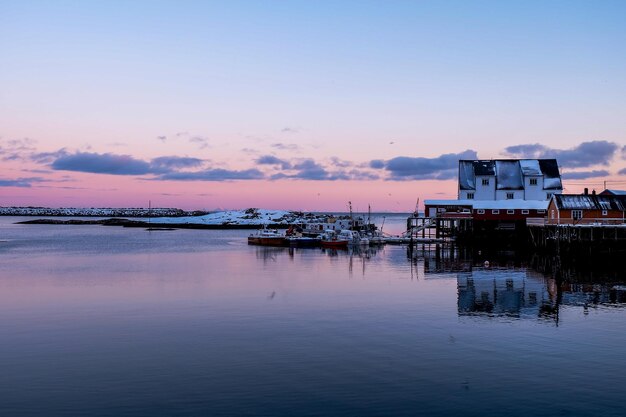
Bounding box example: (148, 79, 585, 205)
(1, 217, 625, 416)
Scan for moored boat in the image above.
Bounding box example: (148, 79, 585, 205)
(247, 227, 288, 247)
(319, 230, 350, 249)
(287, 236, 321, 248)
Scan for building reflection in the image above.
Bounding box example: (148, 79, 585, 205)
(457, 268, 554, 319)
(253, 243, 626, 323)
(404, 244, 626, 322)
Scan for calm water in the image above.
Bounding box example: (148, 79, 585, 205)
(1, 216, 626, 417)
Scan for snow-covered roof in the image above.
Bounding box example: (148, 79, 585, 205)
(554, 194, 626, 211)
(495, 160, 523, 190)
(425, 199, 549, 210)
(519, 159, 542, 176)
(458, 161, 476, 190)
(458, 159, 562, 191)
(544, 177, 562, 190)
(603, 189, 626, 196)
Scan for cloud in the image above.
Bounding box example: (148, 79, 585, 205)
(255, 155, 292, 169)
(51, 152, 152, 175)
(267, 158, 377, 181)
(156, 168, 264, 181)
(156, 135, 167, 142)
(504, 141, 618, 168)
(289, 159, 330, 180)
(372, 150, 478, 180)
(189, 136, 209, 149)
(369, 159, 385, 169)
(619, 167, 626, 176)
(622, 145, 626, 159)
(503, 143, 546, 158)
(31, 149, 70, 164)
(271, 142, 300, 151)
(561, 170, 610, 180)
(329, 157, 353, 168)
(0, 177, 46, 188)
(345, 169, 380, 180)
(150, 156, 204, 170)
(0, 137, 38, 161)
(281, 127, 299, 133)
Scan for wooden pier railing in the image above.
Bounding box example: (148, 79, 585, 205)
(527, 218, 626, 227)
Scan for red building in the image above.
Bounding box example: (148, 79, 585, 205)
(547, 193, 626, 225)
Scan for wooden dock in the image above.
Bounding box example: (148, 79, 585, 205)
(527, 218, 626, 255)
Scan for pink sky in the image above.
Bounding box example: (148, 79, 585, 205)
(1, 2, 625, 211)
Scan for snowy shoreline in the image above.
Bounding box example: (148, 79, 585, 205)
(9, 207, 345, 228)
(0, 207, 205, 217)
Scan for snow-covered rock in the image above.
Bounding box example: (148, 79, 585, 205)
(148, 208, 331, 225)
(0, 207, 201, 217)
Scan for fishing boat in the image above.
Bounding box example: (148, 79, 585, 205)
(247, 227, 288, 247)
(320, 229, 369, 249)
(319, 230, 350, 249)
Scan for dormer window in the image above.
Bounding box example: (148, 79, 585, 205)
(467, 193, 474, 200)
(482, 178, 490, 186)
(530, 178, 538, 186)
(506, 193, 514, 199)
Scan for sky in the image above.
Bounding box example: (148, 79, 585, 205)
(1, 0, 625, 211)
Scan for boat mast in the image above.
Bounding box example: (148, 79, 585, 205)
(349, 201, 353, 229)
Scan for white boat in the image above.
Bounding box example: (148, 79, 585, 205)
(338, 229, 369, 247)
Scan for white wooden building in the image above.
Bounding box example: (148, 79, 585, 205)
(457, 159, 562, 201)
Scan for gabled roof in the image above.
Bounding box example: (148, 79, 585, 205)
(601, 189, 626, 196)
(553, 194, 626, 211)
(458, 159, 562, 191)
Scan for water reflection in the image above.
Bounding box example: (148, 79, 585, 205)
(253, 244, 626, 322)
(457, 268, 556, 321)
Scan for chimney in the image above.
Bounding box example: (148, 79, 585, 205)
(592, 189, 596, 196)
(584, 188, 588, 195)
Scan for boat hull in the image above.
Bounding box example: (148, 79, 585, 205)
(320, 240, 349, 249)
(287, 237, 321, 248)
(247, 237, 288, 247)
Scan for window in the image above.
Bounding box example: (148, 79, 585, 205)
(572, 210, 583, 220)
(492, 209, 500, 214)
(537, 209, 546, 214)
(467, 193, 474, 200)
(602, 210, 608, 216)
(521, 209, 529, 215)
(482, 178, 490, 186)
(507, 210, 515, 214)
(530, 178, 538, 186)
(506, 193, 514, 199)
(476, 209, 485, 214)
